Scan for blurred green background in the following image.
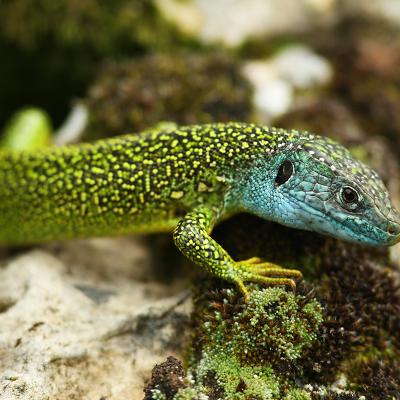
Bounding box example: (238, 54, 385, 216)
(0, 0, 398, 146)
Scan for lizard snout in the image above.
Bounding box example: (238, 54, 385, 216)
(386, 209, 400, 244)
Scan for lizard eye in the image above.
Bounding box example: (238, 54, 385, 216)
(339, 186, 363, 212)
(275, 160, 294, 186)
(341, 186, 359, 204)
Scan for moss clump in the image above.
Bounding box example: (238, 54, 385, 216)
(144, 356, 189, 400)
(284, 388, 311, 400)
(188, 286, 323, 399)
(194, 353, 281, 399)
(216, 214, 400, 386)
(309, 393, 358, 400)
(0, 0, 192, 54)
(84, 53, 253, 140)
(145, 214, 400, 397)
(206, 288, 323, 366)
(300, 240, 400, 384)
(172, 388, 202, 400)
(345, 350, 400, 398)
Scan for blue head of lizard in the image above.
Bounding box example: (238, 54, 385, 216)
(238, 134, 400, 246)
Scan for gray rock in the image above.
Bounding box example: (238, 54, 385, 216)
(0, 242, 191, 399)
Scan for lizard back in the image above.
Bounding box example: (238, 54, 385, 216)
(0, 123, 295, 244)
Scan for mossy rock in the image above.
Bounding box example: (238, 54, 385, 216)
(0, 0, 199, 127)
(83, 52, 254, 140)
(144, 214, 400, 399)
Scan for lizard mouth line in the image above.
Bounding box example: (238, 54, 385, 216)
(289, 197, 391, 246)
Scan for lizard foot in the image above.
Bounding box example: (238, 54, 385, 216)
(232, 257, 303, 302)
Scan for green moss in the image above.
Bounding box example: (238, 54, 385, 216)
(146, 213, 399, 397)
(284, 388, 311, 400)
(173, 387, 202, 400)
(196, 352, 280, 399)
(198, 287, 324, 364)
(210, 213, 400, 389)
(228, 288, 323, 363)
(342, 348, 400, 398)
(150, 389, 168, 400)
(0, 0, 196, 56)
(188, 287, 323, 399)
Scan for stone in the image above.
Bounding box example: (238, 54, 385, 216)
(0, 240, 192, 399)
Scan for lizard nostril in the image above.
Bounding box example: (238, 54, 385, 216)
(388, 221, 400, 236)
(387, 210, 400, 236)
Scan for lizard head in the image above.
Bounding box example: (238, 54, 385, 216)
(240, 134, 400, 246)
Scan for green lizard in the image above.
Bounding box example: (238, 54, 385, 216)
(1, 122, 399, 300)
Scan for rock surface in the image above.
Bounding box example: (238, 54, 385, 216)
(0, 238, 192, 399)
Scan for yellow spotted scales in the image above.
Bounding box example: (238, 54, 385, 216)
(1, 122, 399, 300)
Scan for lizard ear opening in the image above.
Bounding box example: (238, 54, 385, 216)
(275, 160, 294, 186)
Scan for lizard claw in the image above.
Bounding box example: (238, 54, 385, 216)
(231, 257, 303, 302)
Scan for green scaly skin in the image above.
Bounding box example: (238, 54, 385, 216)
(1, 122, 399, 300)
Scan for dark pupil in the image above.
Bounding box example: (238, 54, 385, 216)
(342, 187, 358, 204)
(275, 160, 293, 186)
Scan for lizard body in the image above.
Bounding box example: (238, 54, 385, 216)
(1, 122, 399, 299)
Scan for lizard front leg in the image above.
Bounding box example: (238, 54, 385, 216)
(173, 206, 303, 301)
